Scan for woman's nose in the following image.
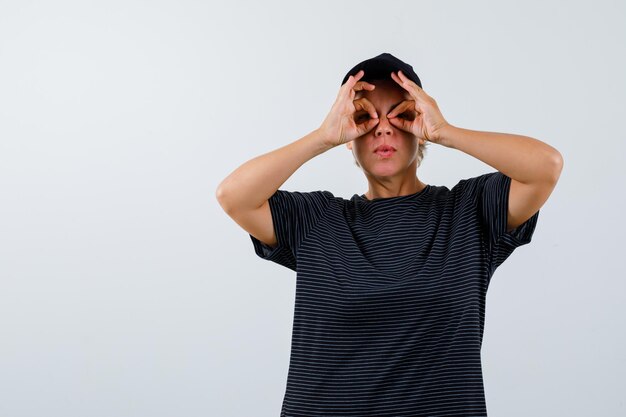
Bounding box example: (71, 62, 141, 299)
(374, 115, 393, 136)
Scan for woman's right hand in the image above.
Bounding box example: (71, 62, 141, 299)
(318, 70, 380, 148)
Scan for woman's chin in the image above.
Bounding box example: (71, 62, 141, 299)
(365, 162, 400, 177)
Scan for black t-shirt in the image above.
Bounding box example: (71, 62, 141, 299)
(249, 171, 540, 417)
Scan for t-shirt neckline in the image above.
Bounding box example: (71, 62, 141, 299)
(358, 184, 431, 202)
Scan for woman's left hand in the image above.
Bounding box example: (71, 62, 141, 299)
(387, 70, 451, 145)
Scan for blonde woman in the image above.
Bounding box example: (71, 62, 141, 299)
(216, 53, 563, 416)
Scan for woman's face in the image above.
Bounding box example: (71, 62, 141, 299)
(346, 79, 426, 177)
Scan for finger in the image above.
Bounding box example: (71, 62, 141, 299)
(388, 116, 410, 132)
(353, 82, 375, 102)
(387, 100, 414, 118)
(340, 70, 365, 101)
(340, 70, 363, 95)
(353, 80, 376, 92)
(397, 70, 421, 89)
(390, 71, 406, 88)
(396, 70, 425, 95)
(350, 70, 365, 86)
(391, 71, 423, 99)
(390, 71, 416, 99)
(358, 117, 379, 135)
(354, 97, 378, 119)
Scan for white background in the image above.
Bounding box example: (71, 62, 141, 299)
(1, 1, 625, 416)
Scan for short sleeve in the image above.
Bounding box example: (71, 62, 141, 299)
(462, 171, 540, 274)
(249, 189, 334, 272)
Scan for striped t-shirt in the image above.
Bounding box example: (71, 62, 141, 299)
(249, 171, 540, 417)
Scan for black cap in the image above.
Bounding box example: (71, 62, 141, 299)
(340, 52, 422, 88)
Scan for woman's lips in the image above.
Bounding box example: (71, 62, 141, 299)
(375, 149, 395, 158)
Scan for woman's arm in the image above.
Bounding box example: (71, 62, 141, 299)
(216, 129, 331, 212)
(438, 125, 563, 184)
(438, 124, 563, 231)
(217, 71, 380, 212)
(383, 69, 563, 231)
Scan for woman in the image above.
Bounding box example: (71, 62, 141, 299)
(216, 53, 563, 417)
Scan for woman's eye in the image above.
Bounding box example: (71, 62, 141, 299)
(356, 113, 370, 121)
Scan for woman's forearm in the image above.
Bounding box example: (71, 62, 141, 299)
(216, 129, 332, 212)
(438, 124, 563, 184)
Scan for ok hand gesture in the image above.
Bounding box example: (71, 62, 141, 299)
(387, 70, 450, 144)
(318, 70, 380, 148)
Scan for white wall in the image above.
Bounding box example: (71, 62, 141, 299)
(1, 1, 624, 416)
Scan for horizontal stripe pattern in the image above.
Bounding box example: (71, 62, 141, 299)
(249, 171, 539, 416)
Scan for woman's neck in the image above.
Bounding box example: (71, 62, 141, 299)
(363, 178, 428, 200)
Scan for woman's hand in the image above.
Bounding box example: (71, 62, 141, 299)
(387, 70, 451, 145)
(318, 70, 380, 148)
